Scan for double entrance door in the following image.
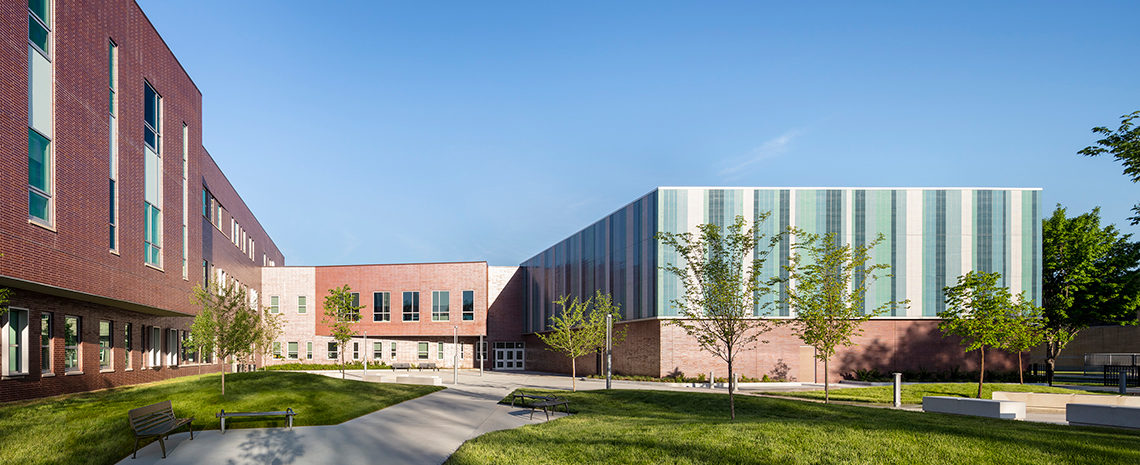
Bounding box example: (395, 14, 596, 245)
(493, 342, 525, 370)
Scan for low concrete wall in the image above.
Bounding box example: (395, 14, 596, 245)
(395, 375, 443, 386)
(993, 392, 1140, 411)
(1067, 404, 1140, 429)
(923, 396, 1025, 420)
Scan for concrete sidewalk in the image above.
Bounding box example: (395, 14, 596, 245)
(118, 377, 565, 465)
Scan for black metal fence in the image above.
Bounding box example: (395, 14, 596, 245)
(1104, 365, 1140, 387)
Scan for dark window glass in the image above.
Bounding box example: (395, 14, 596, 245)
(462, 290, 474, 321)
(28, 15, 49, 53)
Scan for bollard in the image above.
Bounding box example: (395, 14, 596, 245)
(710, 371, 715, 390)
(1121, 371, 1129, 395)
(892, 372, 902, 408)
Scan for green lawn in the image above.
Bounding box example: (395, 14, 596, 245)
(763, 383, 1110, 404)
(0, 371, 441, 465)
(446, 389, 1140, 465)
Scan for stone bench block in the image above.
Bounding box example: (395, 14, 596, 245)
(395, 375, 442, 386)
(1067, 403, 1140, 429)
(922, 396, 1025, 420)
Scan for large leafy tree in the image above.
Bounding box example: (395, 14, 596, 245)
(536, 291, 625, 391)
(939, 271, 1031, 398)
(189, 281, 280, 395)
(779, 232, 902, 403)
(1042, 206, 1140, 385)
(1080, 110, 1140, 224)
(323, 284, 364, 379)
(656, 214, 779, 420)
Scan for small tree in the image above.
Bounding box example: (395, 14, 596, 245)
(323, 285, 363, 379)
(939, 271, 1023, 398)
(536, 290, 624, 391)
(779, 232, 901, 403)
(1003, 304, 1045, 384)
(189, 281, 266, 395)
(656, 214, 779, 420)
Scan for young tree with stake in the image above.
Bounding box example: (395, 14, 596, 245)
(189, 281, 279, 395)
(323, 285, 364, 379)
(939, 271, 1025, 398)
(536, 291, 624, 391)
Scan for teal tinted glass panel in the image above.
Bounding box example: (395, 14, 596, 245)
(29, 0, 49, 23)
(144, 84, 157, 129)
(28, 16, 49, 53)
(29, 191, 48, 221)
(28, 129, 49, 191)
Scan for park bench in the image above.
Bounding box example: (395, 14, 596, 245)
(391, 362, 412, 371)
(128, 400, 195, 459)
(216, 408, 297, 433)
(508, 392, 570, 420)
(418, 362, 439, 371)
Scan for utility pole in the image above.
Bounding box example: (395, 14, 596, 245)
(605, 313, 613, 389)
(453, 326, 459, 385)
(479, 334, 484, 376)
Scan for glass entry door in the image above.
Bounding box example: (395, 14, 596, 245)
(493, 342, 525, 370)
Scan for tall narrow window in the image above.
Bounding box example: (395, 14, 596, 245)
(390, 342, 397, 359)
(273, 342, 281, 358)
(298, 296, 307, 314)
(438, 342, 444, 359)
(124, 322, 132, 369)
(349, 293, 360, 320)
(269, 296, 279, 314)
(417, 342, 429, 360)
(432, 291, 449, 321)
(306, 341, 313, 360)
(28, 0, 53, 225)
(181, 124, 188, 278)
(108, 40, 119, 250)
(5, 309, 29, 375)
(462, 290, 474, 321)
(150, 326, 161, 367)
(327, 342, 338, 360)
(143, 82, 162, 267)
(287, 342, 298, 359)
(353, 342, 359, 360)
(373, 292, 390, 322)
(40, 312, 51, 373)
(403, 292, 420, 322)
(64, 316, 79, 372)
(99, 320, 112, 370)
(373, 342, 383, 360)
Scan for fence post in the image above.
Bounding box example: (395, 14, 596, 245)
(710, 370, 715, 390)
(893, 373, 902, 408)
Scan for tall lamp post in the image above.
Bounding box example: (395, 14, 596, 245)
(453, 326, 459, 385)
(605, 313, 613, 389)
(362, 331, 368, 379)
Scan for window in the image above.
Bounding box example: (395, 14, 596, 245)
(372, 292, 389, 322)
(373, 342, 383, 360)
(353, 342, 359, 360)
(99, 320, 112, 370)
(417, 342, 429, 360)
(143, 82, 162, 267)
(150, 326, 161, 367)
(124, 322, 132, 369)
(40, 312, 51, 373)
(273, 342, 282, 359)
(28, 0, 53, 225)
(477, 341, 487, 362)
(462, 290, 474, 321)
(402, 292, 420, 322)
(438, 342, 444, 359)
(298, 296, 307, 314)
(306, 341, 313, 360)
(108, 40, 118, 251)
(287, 342, 298, 359)
(390, 342, 397, 359)
(4, 309, 29, 375)
(181, 331, 195, 364)
(349, 293, 360, 320)
(64, 316, 80, 372)
(181, 124, 188, 279)
(432, 291, 450, 321)
(269, 295, 279, 314)
(327, 342, 338, 360)
(167, 329, 178, 366)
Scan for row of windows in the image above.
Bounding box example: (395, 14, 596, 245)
(267, 291, 476, 322)
(273, 340, 484, 362)
(2, 309, 207, 377)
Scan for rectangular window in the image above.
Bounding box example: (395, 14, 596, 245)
(269, 295, 279, 314)
(373, 342, 383, 360)
(348, 293, 360, 320)
(143, 82, 162, 267)
(150, 326, 161, 367)
(124, 322, 132, 369)
(462, 290, 474, 321)
(5, 309, 29, 375)
(438, 342, 444, 360)
(64, 316, 79, 372)
(167, 329, 178, 366)
(181, 124, 188, 279)
(99, 320, 112, 370)
(327, 342, 338, 360)
(306, 341, 313, 360)
(108, 40, 118, 251)
(417, 342, 429, 360)
(402, 291, 420, 322)
(287, 342, 298, 359)
(390, 341, 397, 359)
(273, 342, 282, 359)
(28, 1, 53, 225)
(353, 342, 359, 360)
(298, 296, 307, 314)
(372, 292, 390, 322)
(181, 331, 194, 363)
(432, 291, 450, 321)
(40, 312, 51, 373)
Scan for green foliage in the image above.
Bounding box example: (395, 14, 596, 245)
(537, 291, 625, 391)
(779, 231, 904, 402)
(1079, 110, 1140, 224)
(189, 281, 281, 395)
(1042, 206, 1140, 384)
(322, 284, 365, 379)
(656, 214, 779, 418)
(0, 371, 440, 465)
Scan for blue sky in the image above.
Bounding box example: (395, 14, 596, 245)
(137, 1, 1140, 266)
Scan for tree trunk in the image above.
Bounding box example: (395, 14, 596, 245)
(977, 347, 985, 399)
(824, 356, 830, 403)
(1046, 340, 1058, 387)
(1018, 351, 1024, 384)
(571, 357, 577, 392)
(340, 347, 345, 380)
(221, 357, 226, 396)
(727, 358, 735, 420)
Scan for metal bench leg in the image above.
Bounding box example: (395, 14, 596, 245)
(288, 415, 293, 429)
(133, 438, 140, 459)
(545, 406, 551, 421)
(221, 417, 226, 434)
(158, 436, 167, 459)
(529, 407, 535, 420)
(189, 422, 194, 440)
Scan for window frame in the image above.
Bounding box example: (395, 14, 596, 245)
(417, 342, 429, 360)
(269, 295, 280, 314)
(297, 295, 307, 314)
(142, 80, 163, 269)
(63, 315, 80, 373)
(390, 341, 397, 359)
(372, 291, 390, 322)
(40, 312, 52, 374)
(432, 290, 450, 322)
(3, 308, 31, 377)
(327, 341, 338, 360)
(462, 290, 475, 321)
(98, 320, 113, 371)
(438, 342, 444, 360)
(123, 322, 132, 370)
(373, 341, 383, 360)
(287, 342, 298, 360)
(402, 291, 420, 322)
(306, 341, 313, 360)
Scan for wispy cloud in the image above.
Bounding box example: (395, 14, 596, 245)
(719, 129, 804, 178)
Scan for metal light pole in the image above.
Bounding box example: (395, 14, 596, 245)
(479, 334, 484, 376)
(605, 313, 613, 389)
(363, 331, 368, 379)
(453, 326, 459, 385)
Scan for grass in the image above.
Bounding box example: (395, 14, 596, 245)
(446, 389, 1140, 465)
(0, 371, 441, 465)
(762, 383, 1112, 405)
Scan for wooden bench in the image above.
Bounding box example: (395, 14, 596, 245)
(391, 362, 412, 371)
(216, 408, 297, 433)
(418, 362, 439, 371)
(508, 393, 570, 420)
(128, 400, 194, 459)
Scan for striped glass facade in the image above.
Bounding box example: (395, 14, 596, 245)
(522, 187, 1042, 333)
